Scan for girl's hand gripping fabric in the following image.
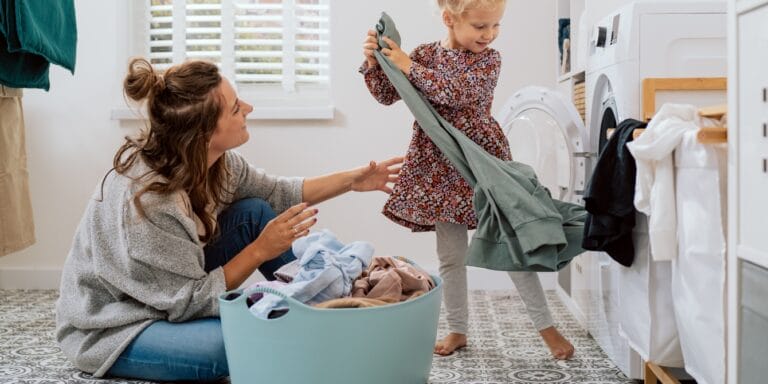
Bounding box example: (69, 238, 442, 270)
(362, 29, 379, 68)
(380, 36, 413, 75)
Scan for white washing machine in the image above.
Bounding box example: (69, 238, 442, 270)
(498, 87, 593, 330)
(586, 1, 727, 154)
(499, 1, 726, 379)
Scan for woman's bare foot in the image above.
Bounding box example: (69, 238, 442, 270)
(539, 326, 574, 359)
(434, 332, 467, 356)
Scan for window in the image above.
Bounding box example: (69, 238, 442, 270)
(143, 0, 332, 119)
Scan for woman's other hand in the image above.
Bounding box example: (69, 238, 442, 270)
(351, 156, 404, 194)
(380, 37, 412, 75)
(363, 29, 379, 68)
(251, 202, 318, 262)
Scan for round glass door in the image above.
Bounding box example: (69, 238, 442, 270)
(506, 109, 572, 200)
(499, 87, 589, 204)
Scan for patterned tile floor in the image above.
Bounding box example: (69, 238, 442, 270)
(0, 290, 635, 383)
(430, 291, 635, 384)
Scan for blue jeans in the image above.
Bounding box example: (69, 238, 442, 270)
(107, 198, 297, 382)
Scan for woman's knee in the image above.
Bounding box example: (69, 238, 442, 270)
(221, 198, 277, 230)
(174, 318, 229, 379)
(200, 340, 229, 379)
(230, 198, 274, 217)
(181, 318, 228, 377)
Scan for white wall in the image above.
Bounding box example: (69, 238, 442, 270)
(0, 0, 558, 289)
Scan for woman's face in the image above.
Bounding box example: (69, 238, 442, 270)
(208, 79, 253, 163)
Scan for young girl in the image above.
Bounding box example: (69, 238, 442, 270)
(359, 0, 575, 359)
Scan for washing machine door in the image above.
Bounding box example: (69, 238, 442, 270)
(591, 74, 618, 155)
(498, 86, 590, 204)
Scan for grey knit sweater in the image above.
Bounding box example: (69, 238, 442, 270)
(55, 151, 303, 377)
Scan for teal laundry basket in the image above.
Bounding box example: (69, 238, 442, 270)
(219, 274, 443, 384)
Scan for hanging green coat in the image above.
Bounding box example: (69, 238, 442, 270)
(372, 12, 586, 272)
(0, 0, 77, 90)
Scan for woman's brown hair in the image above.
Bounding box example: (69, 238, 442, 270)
(115, 58, 228, 242)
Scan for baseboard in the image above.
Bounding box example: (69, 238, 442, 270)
(0, 267, 61, 290)
(0, 266, 557, 291)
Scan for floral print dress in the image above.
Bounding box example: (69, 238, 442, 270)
(360, 41, 511, 232)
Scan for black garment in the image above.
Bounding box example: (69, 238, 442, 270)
(581, 119, 647, 266)
(558, 18, 570, 60)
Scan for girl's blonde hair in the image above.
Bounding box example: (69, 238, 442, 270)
(437, 0, 505, 16)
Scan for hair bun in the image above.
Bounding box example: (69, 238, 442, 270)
(124, 58, 163, 101)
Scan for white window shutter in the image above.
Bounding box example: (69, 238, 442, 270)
(281, 0, 296, 92)
(147, 0, 176, 70)
(185, 1, 221, 65)
(147, 0, 330, 93)
(233, 0, 285, 84)
(293, 0, 330, 85)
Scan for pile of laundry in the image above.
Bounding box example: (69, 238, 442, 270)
(245, 230, 436, 319)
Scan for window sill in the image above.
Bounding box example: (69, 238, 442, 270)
(111, 105, 335, 121)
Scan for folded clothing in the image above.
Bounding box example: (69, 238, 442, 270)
(352, 256, 435, 303)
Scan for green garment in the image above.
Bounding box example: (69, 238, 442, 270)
(372, 13, 586, 272)
(0, 0, 77, 90)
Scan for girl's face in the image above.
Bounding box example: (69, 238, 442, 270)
(208, 79, 253, 164)
(444, 5, 504, 53)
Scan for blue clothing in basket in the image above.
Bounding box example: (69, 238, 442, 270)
(248, 230, 373, 319)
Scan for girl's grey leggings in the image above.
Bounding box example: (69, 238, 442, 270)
(435, 221, 555, 334)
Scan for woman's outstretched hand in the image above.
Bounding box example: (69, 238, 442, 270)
(351, 156, 404, 194)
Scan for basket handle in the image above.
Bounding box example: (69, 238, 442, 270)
(244, 286, 291, 300)
(239, 286, 319, 316)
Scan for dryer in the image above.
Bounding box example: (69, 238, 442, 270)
(499, 1, 726, 379)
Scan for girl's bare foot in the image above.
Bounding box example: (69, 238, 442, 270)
(434, 332, 467, 356)
(539, 326, 574, 359)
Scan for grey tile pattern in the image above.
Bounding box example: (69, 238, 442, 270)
(430, 291, 634, 383)
(0, 290, 153, 384)
(0, 290, 633, 383)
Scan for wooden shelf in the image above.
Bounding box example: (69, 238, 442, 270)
(640, 77, 728, 144)
(642, 77, 727, 121)
(697, 126, 728, 144)
(699, 103, 727, 118)
(645, 362, 682, 384)
(558, 72, 574, 82)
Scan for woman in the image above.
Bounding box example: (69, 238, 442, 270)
(55, 58, 403, 382)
